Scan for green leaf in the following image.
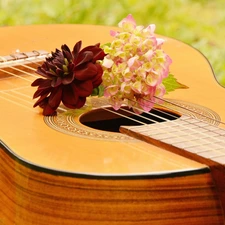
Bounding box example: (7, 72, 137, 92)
(163, 73, 188, 94)
(91, 85, 104, 97)
(101, 42, 111, 48)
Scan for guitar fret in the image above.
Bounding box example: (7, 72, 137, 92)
(199, 124, 219, 131)
(210, 152, 225, 159)
(211, 155, 225, 164)
(202, 130, 220, 137)
(216, 142, 225, 147)
(149, 132, 176, 140)
(127, 115, 225, 165)
(187, 145, 210, 153)
(214, 128, 225, 135)
(175, 141, 200, 149)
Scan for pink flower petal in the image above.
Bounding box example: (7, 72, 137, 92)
(127, 56, 141, 71)
(118, 14, 136, 28)
(110, 30, 118, 37)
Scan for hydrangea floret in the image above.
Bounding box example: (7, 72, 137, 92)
(100, 14, 172, 113)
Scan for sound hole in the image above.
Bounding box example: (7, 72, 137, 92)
(80, 107, 180, 132)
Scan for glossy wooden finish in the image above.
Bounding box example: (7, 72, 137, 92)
(1, 145, 224, 225)
(0, 25, 225, 224)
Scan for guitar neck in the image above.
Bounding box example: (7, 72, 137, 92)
(120, 115, 225, 166)
(120, 115, 225, 212)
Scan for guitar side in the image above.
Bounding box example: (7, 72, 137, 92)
(1, 142, 224, 225)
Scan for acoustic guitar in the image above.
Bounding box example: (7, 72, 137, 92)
(0, 24, 225, 225)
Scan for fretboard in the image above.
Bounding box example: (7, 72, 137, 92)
(120, 115, 225, 166)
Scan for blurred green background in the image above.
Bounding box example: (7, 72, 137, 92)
(0, 0, 224, 86)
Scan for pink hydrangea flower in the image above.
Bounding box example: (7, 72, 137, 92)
(101, 14, 172, 113)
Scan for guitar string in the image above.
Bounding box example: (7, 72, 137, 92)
(1, 60, 225, 160)
(1, 60, 224, 130)
(3, 86, 225, 161)
(1, 68, 177, 166)
(0, 51, 217, 171)
(2, 93, 225, 162)
(6, 65, 39, 78)
(1, 55, 224, 124)
(0, 68, 34, 82)
(1, 60, 225, 136)
(3, 78, 225, 159)
(0, 93, 36, 112)
(154, 96, 225, 126)
(104, 104, 225, 159)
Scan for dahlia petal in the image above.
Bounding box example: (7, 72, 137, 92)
(79, 44, 99, 54)
(51, 77, 62, 87)
(74, 97, 86, 109)
(43, 103, 57, 116)
(93, 50, 106, 62)
(75, 80, 93, 97)
(72, 41, 82, 61)
(38, 97, 48, 109)
(56, 67, 64, 75)
(61, 44, 72, 61)
(36, 67, 52, 79)
(31, 78, 46, 87)
(48, 87, 62, 108)
(33, 92, 50, 108)
(79, 44, 106, 62)
(62, 73, 75, 85)
(91, 64, 103, 88)
(76, 51, 93, 66)
(51, 48, 61, 57)
(62, 84, 78, 107)
(33, 86, 52, 99)
(32, 79, 52, 94)
(53, 56, 64, 65)
(75, 63, 98, 80)
(54, 61, 64, 69)
(45, 70, 57, 77)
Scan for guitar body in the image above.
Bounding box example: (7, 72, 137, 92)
(0, 25, 225, 224)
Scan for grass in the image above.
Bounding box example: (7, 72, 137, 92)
(0, 0, 225, 86)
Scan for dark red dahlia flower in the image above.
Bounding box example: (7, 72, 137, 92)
(31, 41, 106, 116)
